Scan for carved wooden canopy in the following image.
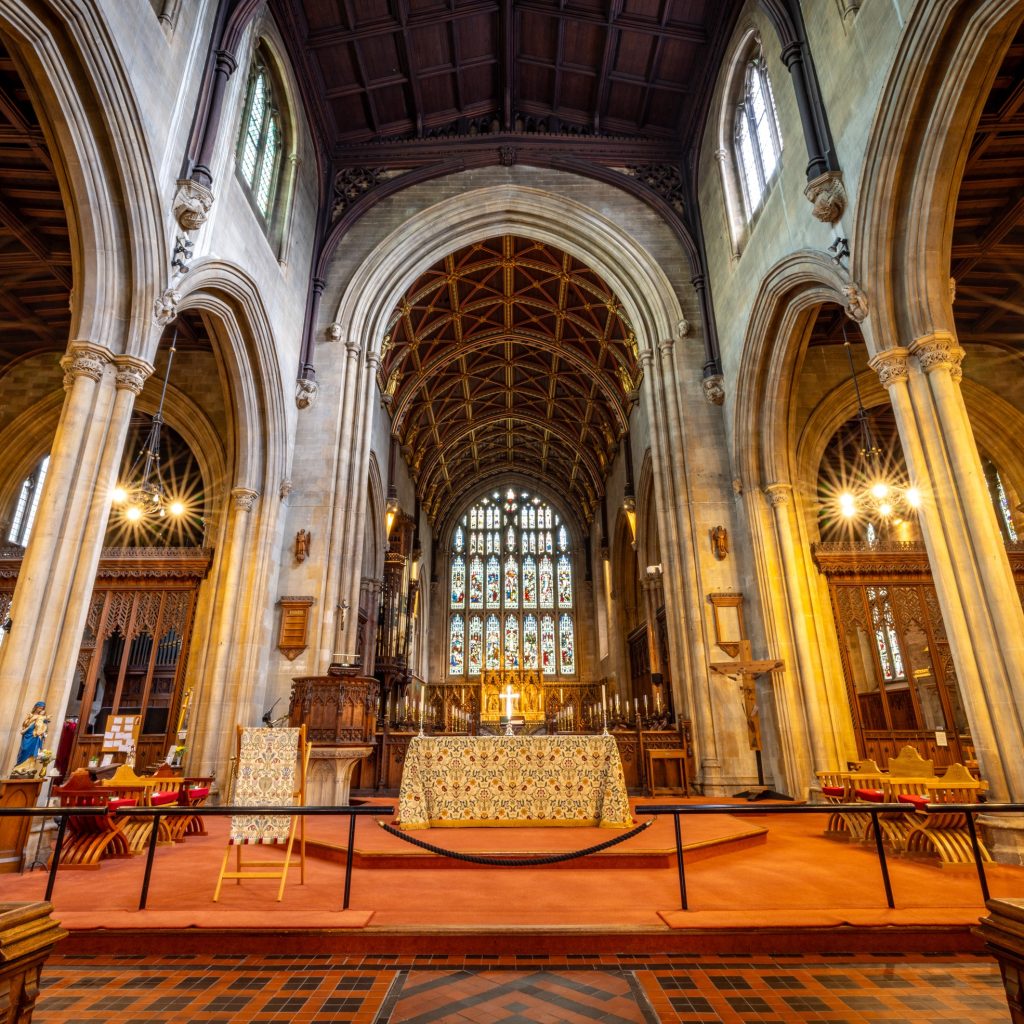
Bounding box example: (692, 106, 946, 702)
(378, 234, 639, 525)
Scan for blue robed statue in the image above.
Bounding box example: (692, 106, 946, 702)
(17, 700, 49, 765)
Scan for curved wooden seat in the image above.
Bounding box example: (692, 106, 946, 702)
(51, 770, 144, 869)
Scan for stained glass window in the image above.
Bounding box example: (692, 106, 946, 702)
(449, 491, 576, 676)
(450, 556, 465, 608)
(523, 614, 539, 670)
(867, 586, 905, 682)
(540, 615, 556, 675)
(469, 557, 483, 608)
(539, 555, 554, 608)
(504, 556, 518, 607)
(733, 52, 782, 220)
(449, 615, 465, 675)
(237, 56, 283, 219)
(559, 614, 575, 674)
(468, 615, 483, 674)
(504, 614, 519, 669)
(485, 614, 500, 670)
(557, 554, 572, 607)
(486, 556, 501, 607)
(522, 556, 537, 607)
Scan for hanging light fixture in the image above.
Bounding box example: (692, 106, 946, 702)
(111, 328, 187, 523)
(833, 327, 922, 531)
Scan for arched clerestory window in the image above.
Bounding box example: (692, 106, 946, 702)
(733, 48, 782, 220)
(448, 488, 576, 678)
(7, 455, 49, 547)
(236, 48, 284, 222)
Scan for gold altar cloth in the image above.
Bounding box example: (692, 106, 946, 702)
(397, 734, 633, 830)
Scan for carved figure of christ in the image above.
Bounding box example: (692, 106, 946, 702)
(708, 639, 783, 753)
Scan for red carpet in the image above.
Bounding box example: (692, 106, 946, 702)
(0, 798, 1017, 953)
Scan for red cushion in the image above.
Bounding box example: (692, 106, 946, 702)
(108, 797, 138, 811)
(898, 793, 929, 811)
(855, 788, 884, 803)
(150, 790, 180, 807)
(821, 785, 845, 798)
(187, 787, 210, 801)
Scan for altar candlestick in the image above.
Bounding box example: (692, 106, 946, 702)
(419, 683, 426, 735)
(643, 694, 649, 717)
(615, 693, 620, 715)
(655, 690, 661, 714)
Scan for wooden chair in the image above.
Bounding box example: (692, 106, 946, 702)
(157, 777, 213, 843)
(99, 765, 176, 854)
(837, 759, 886, 842)
(51, 769, 144, 869)
(900, 763, 991, 867)
(213, 726, 310, 903)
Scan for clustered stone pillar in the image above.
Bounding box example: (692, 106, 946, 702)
(0, 344, 151, 771)
(194, 487, 260, 782)
(871, 333, 1024, 854)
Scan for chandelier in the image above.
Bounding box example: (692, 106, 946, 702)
(833, 331, 921, 530)
(111, 328, 187, 523)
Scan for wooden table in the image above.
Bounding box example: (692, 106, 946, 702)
(398, 734, 632, 829)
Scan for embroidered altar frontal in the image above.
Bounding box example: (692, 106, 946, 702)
(397, 734, 632, 829)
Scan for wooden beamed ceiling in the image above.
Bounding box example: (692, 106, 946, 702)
(952, 28, 1024, 353)
(0, 43, 70, 367)
(379, 235, 640, 525)
(282, 0, 726, 146)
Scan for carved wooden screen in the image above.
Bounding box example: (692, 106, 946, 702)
(814, 543, 973, 768)
(0, 547, 210, 774)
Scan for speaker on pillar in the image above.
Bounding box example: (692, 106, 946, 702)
(651, 673, 663, 687)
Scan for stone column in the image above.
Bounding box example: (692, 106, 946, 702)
(763, 483, 824, 793)
(193, 487, 259, 783)
(0, 344, 117, 769)
(45, 357, 152, 720)
(871, 341, 1024, 810)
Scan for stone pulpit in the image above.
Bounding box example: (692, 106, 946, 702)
(288, 668, 379, 807)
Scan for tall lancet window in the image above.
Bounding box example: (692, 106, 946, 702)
(733, 49, 782, 220)
(447, 488, 577, 677)
(237, 50, 283, 220)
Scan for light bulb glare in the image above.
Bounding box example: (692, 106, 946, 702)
(906, 487, 921, 508)
(871, 482, 889, 500)
(112, 486, 128, 505)
(879, 502, 892, 517)
(169, 500, 185, 517)
(125, 505, 143, 522)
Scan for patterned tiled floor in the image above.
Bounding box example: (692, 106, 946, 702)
(33, 951, 1009, 1023)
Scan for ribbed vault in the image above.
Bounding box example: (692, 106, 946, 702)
(379, 235, 641, 525)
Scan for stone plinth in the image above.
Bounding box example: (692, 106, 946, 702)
(0, 902, 67, 1023)
(306, 746, 374, 808)
(975, 898, 1024, 1023)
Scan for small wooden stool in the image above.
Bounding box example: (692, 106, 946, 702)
(646, 748, 689, 797)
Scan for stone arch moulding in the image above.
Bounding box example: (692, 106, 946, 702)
(731, 249, 850, 491)
(331, 183, 687, 364)
(0, 0, 167, 355)
(851, 0, 1024, 348)
(172, 259, 292, 498)
(365, 450, 384, 580)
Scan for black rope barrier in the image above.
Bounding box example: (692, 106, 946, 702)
(377, 816, 654, 865)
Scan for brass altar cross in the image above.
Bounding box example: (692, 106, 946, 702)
(500, 682, 519, 738)
(708, 639, 783, 753)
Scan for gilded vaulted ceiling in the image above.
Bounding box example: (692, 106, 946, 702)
(378, 235, 641, 525)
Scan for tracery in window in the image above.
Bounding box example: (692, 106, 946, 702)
(866, 586, 905, 682)
(447, 489, 576, 676)
(732, 49, 783, 221)
(237, 51, 283, 220)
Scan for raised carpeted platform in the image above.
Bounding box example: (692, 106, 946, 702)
(1, 798, 1018, 954)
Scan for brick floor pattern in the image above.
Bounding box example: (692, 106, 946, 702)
(32, 951, 1009, 1023)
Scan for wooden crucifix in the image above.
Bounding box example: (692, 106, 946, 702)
(500, 683, 519, 737)
(709, 639, 791, 800)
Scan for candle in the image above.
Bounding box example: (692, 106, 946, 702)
(643, 694, 649, 716)
(655, 691, 662, 714)
(615, 693, 620, 715)
(420, 683, 426, 727)
(601, 683, 607, 721)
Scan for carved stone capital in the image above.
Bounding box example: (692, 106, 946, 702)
(232, 487, 259, 513)
(114, 356, 153, 395)
(764, 483, 792, 508)
(295, 378, 319, 409)
(153, 288, 180, 326)
(908, 332, 965, 381)
(658, 338, 675, 357)
(702, 373, 725, 406)
(61, 343, 111, 390)
(842, 283, 869, 323)
(637, 349, 655, 368)
(172, 178, 214, 232)
(804, 170, 847, 224)
(366, 352, 382, 370)
(868, 348, 910, 389)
